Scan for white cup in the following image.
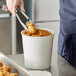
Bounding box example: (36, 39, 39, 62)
(21, 28, 54, 69)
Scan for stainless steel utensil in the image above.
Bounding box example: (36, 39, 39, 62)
(16, 8, 32, 30)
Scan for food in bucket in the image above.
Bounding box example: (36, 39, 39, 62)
(22, 21, 52, 37)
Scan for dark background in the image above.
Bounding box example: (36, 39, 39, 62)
(16, 0, 33, 53)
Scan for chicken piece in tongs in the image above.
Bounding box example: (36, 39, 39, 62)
(16, 8, 37, 34)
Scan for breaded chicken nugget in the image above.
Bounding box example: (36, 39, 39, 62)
(0, 61, 3, 67)
(2, 65, 11, 72)
(0, 67, 3, 72)
(28, 25, 37, 34)
(26, 21, 37, 34)
(0, 71, 4, 76)
(10, 73, 18, 76)
(3, 71, 10, 76)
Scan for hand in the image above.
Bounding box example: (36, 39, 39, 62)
(6, 0, 25, 15)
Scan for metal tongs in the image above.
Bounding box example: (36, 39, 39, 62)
(16, 8, 32, 30)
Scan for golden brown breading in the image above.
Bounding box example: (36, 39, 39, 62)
(26, 21, 37, 34)
(0, 72, 4, 76)
(0, 67, 3, 72)
(27, 25, 37, 34)
(10, 73, 18, 76)
(0, 61, 3, 67)
(31, 34, 41, 37)
(3, 71, 10, 76)
(26, 21, 33, 27)
(37, 29, 52, 36)
(0, 61, 19, 76)
(2, 65, 12, 72)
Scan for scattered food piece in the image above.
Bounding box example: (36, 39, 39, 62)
(2, 65, 12, 72)
(10, 73, 18, 76)
(0, 61, 18, 76)
(0, 61, 3, 67)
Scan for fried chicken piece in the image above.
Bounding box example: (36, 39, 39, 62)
(26, 21, 37, 34)
(3, 71, 10, 76)
(37, 29, 51, 36)
(0, 67, 3, 72)
(22, 30, 32, 36)
(31, 34, 41, 37)
(2, 65, 11, 72)
(28, 25, 37, 34)
(0, 72, 4, 76)
(10, 73, 18, 76)
(0, 61, 3, 67)
(26, 21, 33, 27)
(0, 61, 19, 76)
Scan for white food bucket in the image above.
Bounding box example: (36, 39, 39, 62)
(21, 28, 54, 69)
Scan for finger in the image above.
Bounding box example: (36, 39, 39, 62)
(6, 0, 12, 12)
(12, 7, 16, 16)
(12, 0, 18, 15)
(19, 1, 25, 12)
